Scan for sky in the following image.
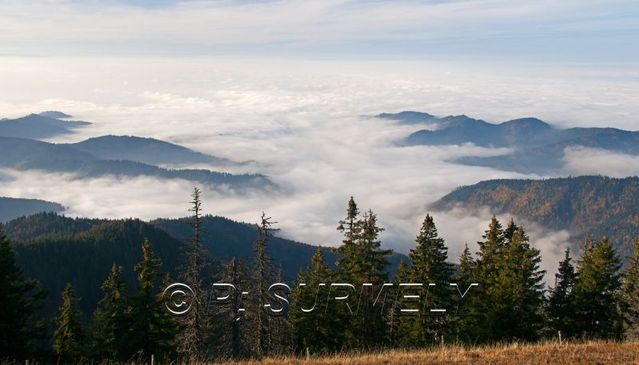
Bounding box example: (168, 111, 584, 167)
(0, 0, 637, 63)
(1, 0, 638, 280)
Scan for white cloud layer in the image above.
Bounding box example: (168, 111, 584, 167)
(563, 146, 639, 177)
(0, 56, 637, 282)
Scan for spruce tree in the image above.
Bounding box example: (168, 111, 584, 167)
(623, 240, 639, 339)
(403, 214, 452, 345)
(469, 218, 545, 342)
(215, 257, 251, 359)
(53, 283, 85, 360)
(127, 239, 178, 360)
(290, 248, 341, 354)
(456, 244, 474, 290)
(451, 244, 476, 342)
(335, 196, 362, 282)
(573, 237, 624, 339)
(494, 226, 545, 340)
(335, 199, 391, 349)
(179, 187, 213, 359)
(253, 213, 276, 358)
(91, 264, 130, 360)
(546, 248, 577, 339)
(0, 226, 46, 359)
(465, 216, 504, 342)
(389, 260, 412, 347)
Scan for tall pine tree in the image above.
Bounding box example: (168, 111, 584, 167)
(0, 226, 46, 360)
(623, 240, 639, 339)
(290, 247, 342, 354)
(546, 248, 577, 339)
(451, 244, 476, 342)
(127, 239, 178, 360)
(572, 237, 624, 339)
(90, 264, 130, 360)
(335, 198, 391, 350)
(53, 283, 85, 360)
(252, 213, 276, 358)
(401, 214, 452, 345)
(179, 187, 214, 359)
(467, 218, 545, 342)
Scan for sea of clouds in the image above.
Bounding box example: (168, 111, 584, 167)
(1, 56, 638, 280)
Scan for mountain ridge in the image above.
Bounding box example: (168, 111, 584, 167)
(0, 136, 274, 192)
(431, 175, 639, 258)
(67, 135, 237, 167)
(383, 111, 639, 173)
(0, 197, 65, 222)
(0, 113, 90, 139)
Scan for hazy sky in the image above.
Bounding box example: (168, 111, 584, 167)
(0, 0, 637, 64)
(1, 0, 638, 279)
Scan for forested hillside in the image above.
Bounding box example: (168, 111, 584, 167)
(8, 217, 187, 317)
(433, 176, 639, 257)
(4, 212, 405, 320)
(2, 194, 638, 363)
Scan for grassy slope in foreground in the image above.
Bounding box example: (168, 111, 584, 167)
(213, 342, 639, 365)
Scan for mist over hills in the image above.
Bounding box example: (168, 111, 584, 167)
(67, 135, 236, 167)
(0, 113, 90, 139)
(0, 112, 273, 192)
(0, 136, 272, 192)
(432, 176, 639, 259)
(381, 111, 639, 174)
(0, 197, 65, 222)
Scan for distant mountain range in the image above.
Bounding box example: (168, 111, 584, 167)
(0, 112, 90, 139)
(0, 197, 65, 222)
(0, 136, 273, 192)
(432, 176, 639, 259)
(379, 112, 639, 174)
(4, 212, 407, 318)
(377, 111, 438, 124)
(0, 112, 273, 192)
(67, 135, 236, 167)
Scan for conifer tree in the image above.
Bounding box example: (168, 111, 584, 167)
(290, 248, 341, 354)
(469, 218, 545, 342)
(456, 244, 474, 290)
(402, 215, 452, 345)
(253, 213, 276, 358)
(216, 257, 251, 359)
(572, 237, 624, 339)
(0, 226, 46, 359)
(91, 264, 130, 360)
(127, 239, 178, 360)
(623, 240, 639, 339)
(335, 199, 391, 349)
(464, 216, 504, 342)
(388, 260, 412, 347)
(335, 196, 362, 282)
(494, 226, 545, 340)
(451, 244, 476, 341)
(179, 187, 213, 358)
(546, 248, 577, 338)
(53, 283, 85, 360)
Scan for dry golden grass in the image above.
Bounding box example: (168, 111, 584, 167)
(211, 341, 639, 365)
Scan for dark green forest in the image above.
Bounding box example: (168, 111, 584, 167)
(2, 189, 639, 363)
